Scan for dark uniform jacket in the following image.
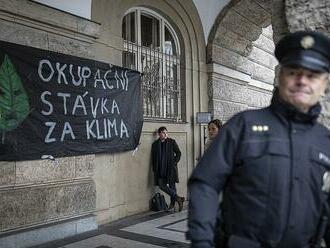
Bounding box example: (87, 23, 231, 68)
(152, 138, 181, 185)
(188, 92, 330, 248)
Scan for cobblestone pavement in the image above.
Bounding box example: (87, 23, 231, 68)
(32, 209, 189, 248)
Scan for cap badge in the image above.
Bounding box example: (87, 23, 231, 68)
(300, 36, 315, 49)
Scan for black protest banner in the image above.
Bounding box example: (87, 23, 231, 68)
(0, 40, 143, 161)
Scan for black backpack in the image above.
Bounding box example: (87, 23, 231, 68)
(150, 193, 168, 211)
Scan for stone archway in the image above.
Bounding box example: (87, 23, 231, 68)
(207, 0, 276, 121)
(208, 0, 330, 126)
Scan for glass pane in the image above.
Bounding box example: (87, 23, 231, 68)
(141, 14, 160, 49)
(164, 63, 179, 118)
(122, 12, 135, 43)
(122, 10, 182, 121)
(140, 48, 163, 117)
(165, 26, 177, 55)
(122, 51, 136, 70)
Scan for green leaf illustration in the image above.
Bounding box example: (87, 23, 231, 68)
(0, 54, 30, 143)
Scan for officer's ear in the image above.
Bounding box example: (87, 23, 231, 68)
(324, 73, 330, 95)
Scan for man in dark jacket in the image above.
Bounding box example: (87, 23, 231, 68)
(152, 126, 185, 211)
(188, 31, 330, 248)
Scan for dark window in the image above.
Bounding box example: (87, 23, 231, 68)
(122, 10, 183, 122)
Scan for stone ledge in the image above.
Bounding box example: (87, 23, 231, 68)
(0, 12, 97, 43)
(208, 63, 274, 91)
(0, 18, 48, 50)
(0, 214, 97, 248)
(0, 18, 96, 59)
(0, 0, 100, 38)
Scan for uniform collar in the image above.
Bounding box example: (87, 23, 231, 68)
(270, 88, 321, 124)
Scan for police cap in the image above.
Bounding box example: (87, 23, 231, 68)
(275, 31, 330, 72)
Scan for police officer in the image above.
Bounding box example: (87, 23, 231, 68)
(188, 31, 330, 248)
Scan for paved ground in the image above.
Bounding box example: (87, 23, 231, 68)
(32, 209, 190, 248)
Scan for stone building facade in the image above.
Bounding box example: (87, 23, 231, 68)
(0, 0, 329, 247)
(208, 0, 275, 123)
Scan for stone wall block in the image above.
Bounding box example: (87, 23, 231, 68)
(250, 61, 275, 84)
(249, 46, 277, 69)
(211, 45, 254, 75)
(75, 155, 95, 178)
(0, 21, 48, 49)
(221, 10, 262, 41)
(16, 0, 79, 32)
(214, 26, 253, 56)
(47, 34, 94, 59)
(213, 100, 247, 121)
(15, 157, 75, 185)
(0, 1, 100, 37)
(77, 19, 100, 38)
(0, 0, 18, 12)
(261, 25, 274, 40)
(246, 87, 272, 107)
(47, 182, 96, 219)
(252, 32, 275, 54)
(0, 162, 15, 186)
(254, 0, 272, 12)
(234, 0, 271, 27)
(210, 77, 248, 103)
(271, 0, 289, 44)
(0, 181, 96, 232)
(93, 154, 117, 214)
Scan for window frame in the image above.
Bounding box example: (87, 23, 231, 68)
(122, 7, 184, 122)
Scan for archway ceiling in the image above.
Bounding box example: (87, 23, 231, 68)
(208, 0, 276, 85)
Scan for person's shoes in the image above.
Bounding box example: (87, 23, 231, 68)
(168, 201, 175, 210)
(176, 196, 185, 212)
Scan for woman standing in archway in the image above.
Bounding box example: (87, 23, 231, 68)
(205, 119, 223, 151)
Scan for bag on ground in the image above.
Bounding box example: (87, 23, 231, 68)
(150, 193, 168, 211)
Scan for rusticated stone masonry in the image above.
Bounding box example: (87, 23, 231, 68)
(208, 0, 274, 122)
(209, 0, 330, 127)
